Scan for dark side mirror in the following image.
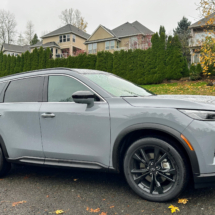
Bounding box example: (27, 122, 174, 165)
(72, 91, 94, 107)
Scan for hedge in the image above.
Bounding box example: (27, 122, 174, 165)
(0, 33, 189, 85)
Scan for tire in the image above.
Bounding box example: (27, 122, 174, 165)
(0, 147, 11, 177)
(123, 137, 189, 202)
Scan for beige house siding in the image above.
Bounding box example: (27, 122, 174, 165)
(119, 37, 129, 48)
(89, 26, 113, 41)
(86, 40, 116, 54)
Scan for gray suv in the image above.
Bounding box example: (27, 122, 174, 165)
(0, 68, 214, 202)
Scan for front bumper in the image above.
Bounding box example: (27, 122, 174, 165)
(194, 173, 215, 188)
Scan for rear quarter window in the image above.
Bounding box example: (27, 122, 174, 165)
(4, 77, 44, 103)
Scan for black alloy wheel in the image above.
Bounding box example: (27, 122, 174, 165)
(124, 137, 189, 202)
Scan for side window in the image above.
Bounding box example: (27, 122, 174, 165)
(48, 76, 100, 102)
(4, 77, 44, 103)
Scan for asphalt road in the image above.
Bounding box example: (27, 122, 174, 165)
(0, 164, 214, 215)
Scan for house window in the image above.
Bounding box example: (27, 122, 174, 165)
(73, 35, 76, 42)
(105, 41, 109, 50)
(105, 40, 115, 50)
(63, 35, 66, 42)
(50, 48, 53, 53)
(59, 34, 70, 43)
(88, 44, 92, 54)
(93, 43, 97, 53)
(56, 49, 58, 54)
(110, 41, 115, 49)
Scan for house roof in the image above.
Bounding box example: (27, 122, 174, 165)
(112, 21, 154, 38)
(30, 41, 60, 49)
(189, 12, 215, 28)
(1, 43, 30, 53)
(85, 21, 154, 44)
(41, 24, 90, 40)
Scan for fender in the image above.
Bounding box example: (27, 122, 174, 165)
(0, 135, 9, 158)
(112, 123, 200, 175)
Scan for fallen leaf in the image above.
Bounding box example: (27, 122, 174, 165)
(73, 179, 78, 181)
(46, 195, 49, 198)
(87, 207, 100, 213)
(55, 210, 64, 214)
(168, 205, 180, 213)
(178, 198, 188, 204)
(110, 206, 114, 208)
(102, 199, 106, 201)
(12, 201, 26, 207)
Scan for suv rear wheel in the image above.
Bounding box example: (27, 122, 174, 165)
(123, 137, 189, 202)
(0, 147, 11, 177)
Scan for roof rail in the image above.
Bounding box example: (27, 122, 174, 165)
(0, 67, 73, 80)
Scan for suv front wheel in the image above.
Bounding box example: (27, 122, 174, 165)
(123, 137, 189, 202)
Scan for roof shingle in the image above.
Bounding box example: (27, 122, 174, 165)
(41, 24, 90, 39)
(2, 43, 30, 53)
(189, 12, 215, 28)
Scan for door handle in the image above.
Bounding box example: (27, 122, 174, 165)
(41, 113, 55, 118)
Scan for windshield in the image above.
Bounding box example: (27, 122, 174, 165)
(84, 73, 153, 97)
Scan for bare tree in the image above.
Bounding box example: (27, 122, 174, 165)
(17, 32, 25, 46)
(59, 8, 88, 32)
(0, 10, 17, 45)
(25, 21, 34, 45)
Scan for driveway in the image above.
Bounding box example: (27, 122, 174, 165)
(0, 164, 214, 215)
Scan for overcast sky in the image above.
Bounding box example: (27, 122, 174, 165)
(3, 0, 202, 40)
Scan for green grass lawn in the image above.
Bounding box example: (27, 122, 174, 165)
(142, 81, 215, 96)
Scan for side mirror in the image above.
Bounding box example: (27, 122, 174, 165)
(72, 91, 94, 107)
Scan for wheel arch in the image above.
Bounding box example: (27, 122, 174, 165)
(111, 123, 200, 175)
(0, 135, 9, 159)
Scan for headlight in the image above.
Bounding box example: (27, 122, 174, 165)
(179, 109, 215, 121)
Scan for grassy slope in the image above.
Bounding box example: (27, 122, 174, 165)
(142, 81, 215, 96)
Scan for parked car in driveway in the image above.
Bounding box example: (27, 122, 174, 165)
(0, 68, 214, 202)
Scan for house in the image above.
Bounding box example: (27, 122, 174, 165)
(189, 12, 215, 64)
(1, 43, 30, 56)
(30, 24, 90, 58)
(84, 21, 154, 54)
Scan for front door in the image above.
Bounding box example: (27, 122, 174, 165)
(39, 75, 110, 166)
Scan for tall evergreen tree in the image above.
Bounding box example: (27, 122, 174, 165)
(112, 51, 121, 76)
(23, 51, 31, 72)
(45, 48, 51, 68)
(86, 54, 97, 70)
(159, 26, 166, 36)
(156, 32, 166, 83)
(96, 51, 107, 71)
(2, 55, 7, 76)
(10, 56, 16, 75)
(106, 52, 113, 73)
(6, 55, 11, 75)
(0, 52, 3, 75)
(31, 34, 40, 45)
(38, 47, 44, 69)
(31, 48, 39, 70)
(20, 53, 25, 72)
(14, 55, 21, 73)
(173, 16, 191, 63)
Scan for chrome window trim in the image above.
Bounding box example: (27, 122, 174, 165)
(2, 73, 107, 103)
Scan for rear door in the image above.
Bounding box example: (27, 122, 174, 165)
(0, 76, 45, 159)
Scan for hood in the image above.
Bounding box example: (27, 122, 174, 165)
(123, 95, 215, 110)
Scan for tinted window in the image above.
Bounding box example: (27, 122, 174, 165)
(48, 76, 100, 102)
(4, 77, 44, 103)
